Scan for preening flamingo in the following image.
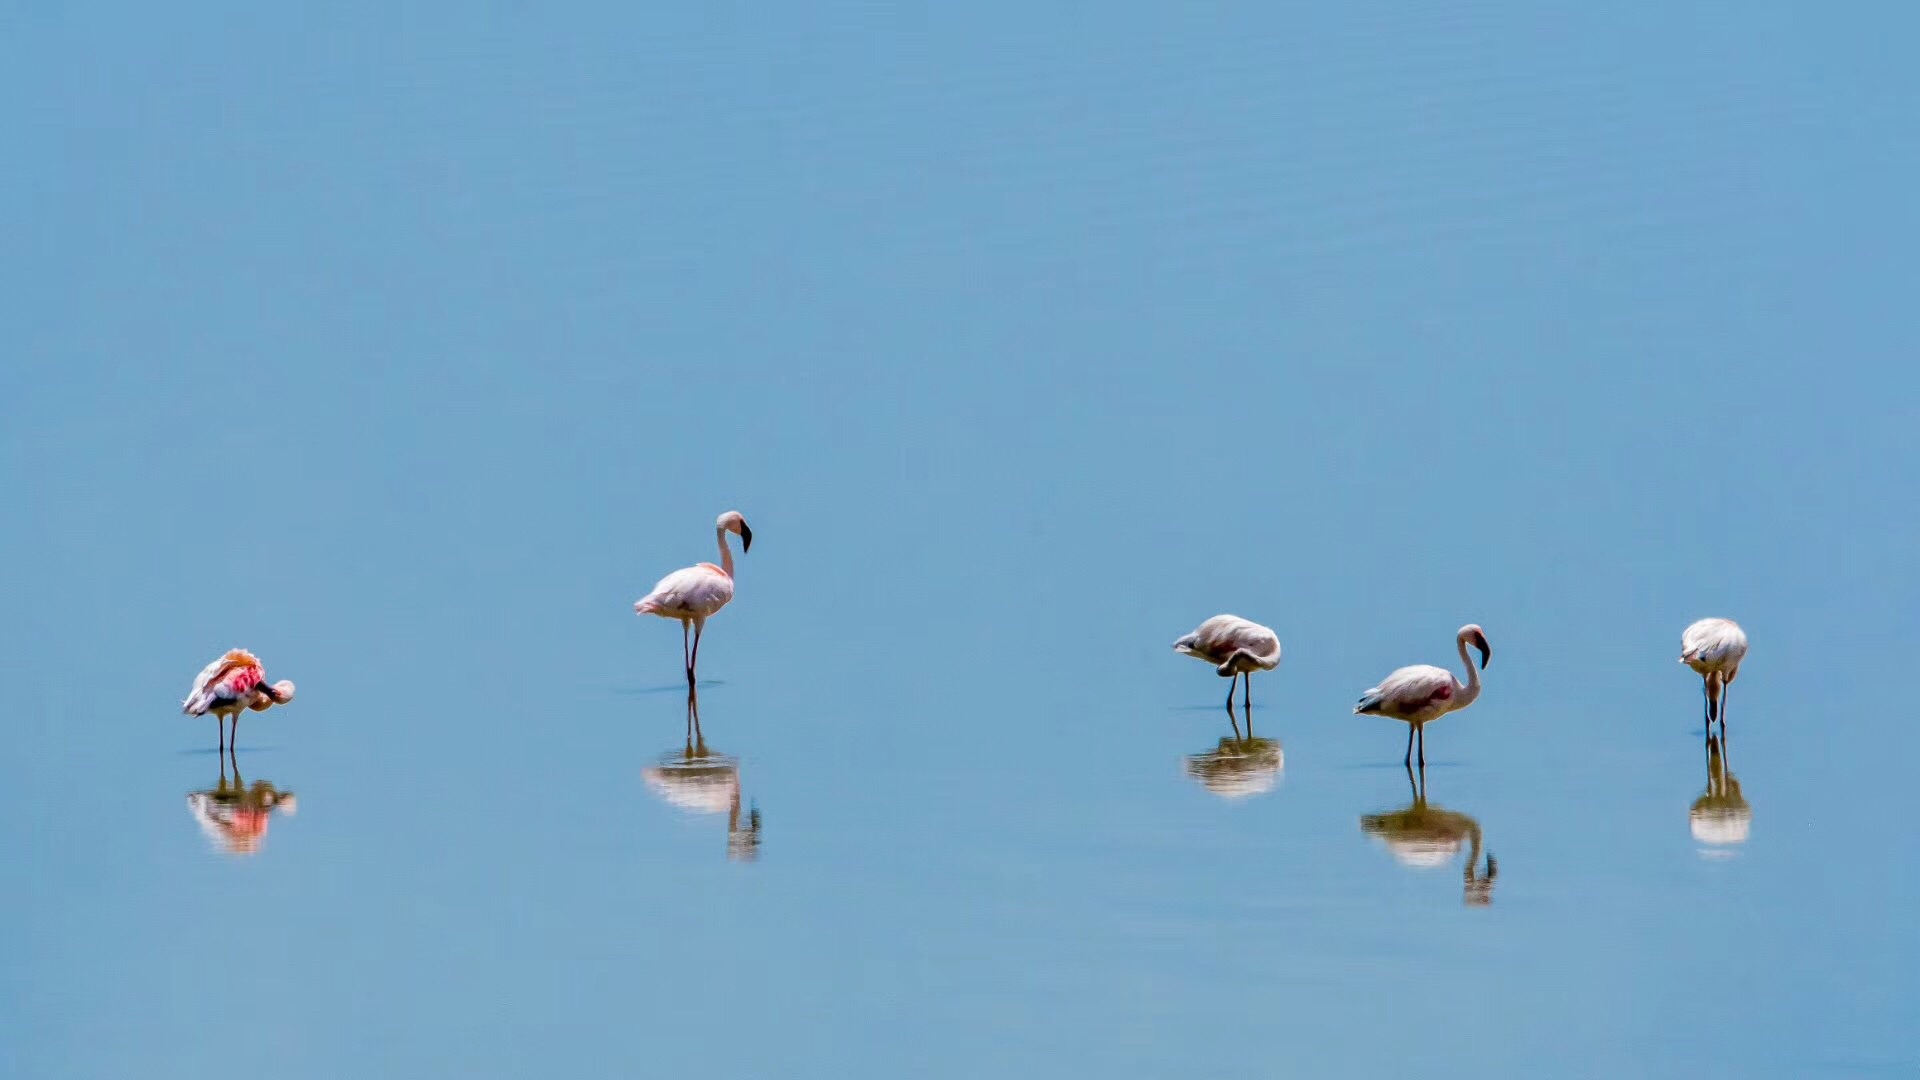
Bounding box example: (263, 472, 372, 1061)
(635, 511, 753, 687)
(1173, 615, 1283, 710)
(1353, 624, 1491, 767)
(181, 649, 296, 751)
(1680, 617, 1747, 742)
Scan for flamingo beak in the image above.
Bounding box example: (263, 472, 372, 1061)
(1472, 632, 1491, 669)
(738, 522, 753, 552)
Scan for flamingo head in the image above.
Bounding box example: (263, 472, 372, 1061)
(1458, 625, 1491, 669)
(717, 510, 753, 552)
(248, 680, 296, 711)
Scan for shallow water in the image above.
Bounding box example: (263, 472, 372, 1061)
(6, 3, 1918, 1077)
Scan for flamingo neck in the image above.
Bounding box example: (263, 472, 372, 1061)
(715, 526, 735, 578)
(1454, 634, 1483, 708)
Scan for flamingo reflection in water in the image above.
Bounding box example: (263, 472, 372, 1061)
(641, 690, 762, 862)
(1185, 700, 1283, 800)
(1360, 765, 1497, 906)
(1691, 733, 1751, 857)
(186, 751, 298, 856)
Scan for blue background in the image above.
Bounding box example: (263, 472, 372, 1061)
(4, 3, 1916, 1076)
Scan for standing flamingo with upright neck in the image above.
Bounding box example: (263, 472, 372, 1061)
(635, 511, 754, 687)
(1353, 624, 1491, 767)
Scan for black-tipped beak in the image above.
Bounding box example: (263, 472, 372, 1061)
(1473, 634, 1492, 669)
(738, 523, 753, 552)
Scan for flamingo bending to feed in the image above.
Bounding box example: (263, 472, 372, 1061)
(1353, 624, 1491, 767)
(635, 511, 753, 687)
(1173, 615, 1283, 710)
(181, 648, 296, 751)
(1680, 617, 1747, 742)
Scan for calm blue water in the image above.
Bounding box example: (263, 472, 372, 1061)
(6, 3, 1918, 1077)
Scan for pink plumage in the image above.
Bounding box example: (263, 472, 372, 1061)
(1173, 614, 1284, 711)
(635, 511, 754, 687)
(182, 649, 295, 751)
(182, 649, 268, 716)
(1353, 624, 1492, 767)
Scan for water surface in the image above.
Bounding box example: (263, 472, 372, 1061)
(5, 3, 1917, 1077)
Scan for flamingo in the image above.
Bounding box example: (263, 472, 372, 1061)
(1353, 624, 1491, 767)
(635, 511, 753, 687)
(181, 648, 296, 751)
(1173, 615, 1283, 710)
(1681, 617, 1747, 742)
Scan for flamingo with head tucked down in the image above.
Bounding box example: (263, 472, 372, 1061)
(635, 511, 753, 687)
(1173, 614, 1283, 711)
(1353, 624, 1491, 767)
(181, 648, 296, 751)
(1681, 617, 1747, 742)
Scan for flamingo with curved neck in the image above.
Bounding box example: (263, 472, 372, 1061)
(1172, 614, 1284, 711)
(1680, 617, 1748, 743)
(635, 511, 755, 687)
(181, 649, 297, 751)
(1353, 624, 1493, 767)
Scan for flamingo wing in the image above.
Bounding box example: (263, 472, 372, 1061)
(1176, 615, 1280, 667)
(1226, 623, 1283, 668)
(636, 564, 734, 618)
(1356, 664, 1454, 716)
(182, 651, 266, 715)
(1681, 619, 1747, 665)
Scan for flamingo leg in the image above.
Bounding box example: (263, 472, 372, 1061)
(1719, 681, 1731, 740)
(1227, 703, 1242, 739)
(1403, 724, 1415, 766)
(1223, 677, 1236, 711)
(1243, 673, 1252, 713)
(230, 712, 240, 751)
(1416, 724, 1427, 769)
(681, 621, 693, 684)
(689, 621, 705, 686)
(1702, 680, 1713, 741)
